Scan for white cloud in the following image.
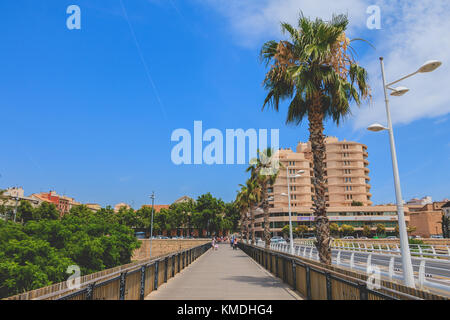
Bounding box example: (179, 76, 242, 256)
(201, 0, 450, 129)
(352, 0, 450, 129)
(200, 0, 367, 47)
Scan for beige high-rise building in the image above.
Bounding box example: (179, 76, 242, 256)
(249, 137, 395, 238)
(269, 136, 372, 210)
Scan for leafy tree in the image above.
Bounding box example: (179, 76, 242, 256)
(260, 14, 370, 264)
(115, 207, 139, 229)
(376, 224, 386, 237)
(34, 202, 60, 220)
(16, 200, 35, 223)
(295, 225, 309, 238)
(0, 204, 140, 298)
(363, 225, 372, 237)
(191, 211, 204, 237)
(224, 202, 240, 233)
(442, 214, 450, 238)
(281, 225, 290, 237)
(329, 223, 339, 237)
(340, 224, 354, 236)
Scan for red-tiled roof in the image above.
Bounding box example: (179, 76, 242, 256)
(142, 204, 170, 212)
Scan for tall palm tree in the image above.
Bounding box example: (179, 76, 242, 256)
(260, 14, 370, 264)
(247, 148, 280, 249)
(235, 187, 249, 242)
(240, 179, 260, 245)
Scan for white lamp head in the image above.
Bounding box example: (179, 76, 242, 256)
(418, 60, 442, 73)
(367, 123, 388, 132)
(297, 170, 305, 174)
(390, 86, 410, 97)
(281, 193, 288, 196)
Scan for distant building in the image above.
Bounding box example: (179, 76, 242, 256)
(114, 202, 131, 213)
(141, 204, 170, 212)
(269, 137, 372, 211)
(407, 200, 448, 237)
(0, 187, 40, 220)
(3, 187, 40, 207)
(252, 137, 379, 237)
(441, 201, 450, 218)
(406, 196, 433, 206)
(173, 196, 195, 204)
(86, 203, 102, 212)
(31, 191, 79, 216)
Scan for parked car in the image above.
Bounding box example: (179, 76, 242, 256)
(135, 232, 146, 239)
(385, 236, 398, 240)
(359, 237, 368, 240)
(270, 236, 287, 245)
(430, 235, 443, 239)
(343, 236, 355, 240)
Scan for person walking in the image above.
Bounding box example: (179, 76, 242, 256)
(233, 237, 238, 250)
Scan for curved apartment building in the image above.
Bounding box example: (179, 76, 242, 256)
(251, 137, 407, 237)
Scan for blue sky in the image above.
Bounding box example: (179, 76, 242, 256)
(0, 0, 449, 207)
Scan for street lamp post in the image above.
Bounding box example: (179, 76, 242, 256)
(368, 57, 442, 288)
(282, 168, 304, 255)
(149, 192, 155, 259)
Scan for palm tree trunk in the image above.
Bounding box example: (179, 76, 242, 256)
(308, 101, 332, 265)
(251, 206, 256, 245)
(245, 215, 250, 243)
(239, 211, 244, 241)
(262, 183, 270, 249)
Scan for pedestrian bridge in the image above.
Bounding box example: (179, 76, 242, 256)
(146, 243, 300, 300)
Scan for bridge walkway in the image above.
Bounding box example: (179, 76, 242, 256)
(145, 243, 302, 300)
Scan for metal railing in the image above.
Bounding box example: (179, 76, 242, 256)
(240, 242, 447, 300)
(8, 242, 211, 300)
(267, 241, 450, 296)
(295, 239, 450, 260)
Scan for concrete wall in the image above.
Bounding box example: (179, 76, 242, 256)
(132, 239, 210, 261)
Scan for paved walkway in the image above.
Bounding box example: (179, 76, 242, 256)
(145, 243, 302, 300)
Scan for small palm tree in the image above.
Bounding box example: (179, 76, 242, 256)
(260, 14, 370, 264)
(239, 179, 260, 245)
(236, 186, 250, 242)
(247, 148, 280, 248)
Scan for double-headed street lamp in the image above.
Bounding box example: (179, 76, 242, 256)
(367, 58, 442, 288)
(281, 168, 305, 255)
